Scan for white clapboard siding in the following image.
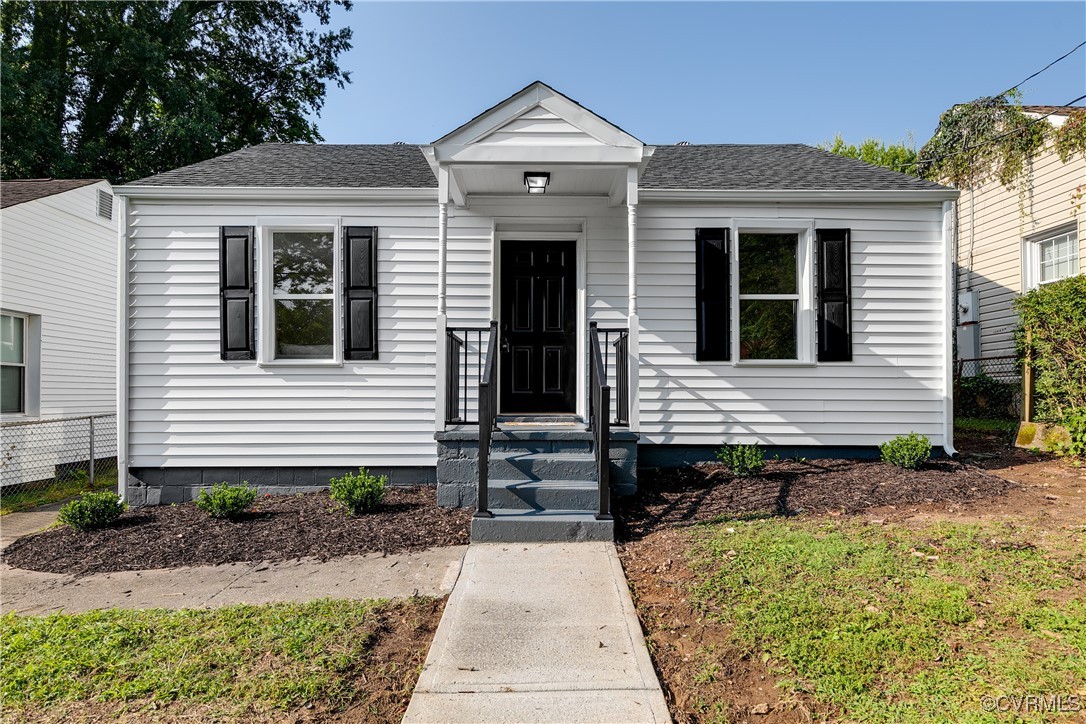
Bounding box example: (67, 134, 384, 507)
(0, 181, 118, 418)
(124, 200, 440, 469)
(636, 201, 949, 448)
(956, 143, 1086, 357)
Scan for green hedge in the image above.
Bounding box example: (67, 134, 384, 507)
(1015, 275, 1086, 422)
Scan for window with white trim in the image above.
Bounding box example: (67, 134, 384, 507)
(266, 229, 338, 361)
(738, 232, 801, 360)
(1031, 228, 1079, 287)
(1, 313, 26, 414)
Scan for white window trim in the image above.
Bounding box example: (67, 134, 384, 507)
(1023, 225, 1079, 290)
(0, 310, 40, 417)
(730, 219, 816, 366)
(256, 220, 343, 367)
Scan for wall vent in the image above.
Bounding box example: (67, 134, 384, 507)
(97, 189, 113, 220)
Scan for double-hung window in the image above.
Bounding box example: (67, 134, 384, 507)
(1026, 227, 1079, 288)
(266, 228, 338, 362)
(738, 232, 802, 360)
(1, 313, 26, 414)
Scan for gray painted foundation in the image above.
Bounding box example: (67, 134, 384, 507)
(124, 465, 436, 507)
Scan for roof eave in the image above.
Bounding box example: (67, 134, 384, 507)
(639, 188, 960, 202)
(114, 185, 438, 200)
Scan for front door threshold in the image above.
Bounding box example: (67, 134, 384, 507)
(496, 414, 584, 429)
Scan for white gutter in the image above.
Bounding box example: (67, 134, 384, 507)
(640, 188, 960, 202)
(116, 195, 130, 501)
(114, 185, 438, 201)
(942, 199, 958, 456)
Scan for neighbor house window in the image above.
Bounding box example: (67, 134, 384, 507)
(738, 232, 800, 360)
(1032, 228, 1079, 287)
(270, 230, 336, 360)
(1, 314, 26, 414)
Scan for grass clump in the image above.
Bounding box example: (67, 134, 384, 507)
(195, 482, 258, 520)
(0, 598, 436, 716)
(879, 432, 932, 469)
(715, 443, 765, 478)
(330, 467, 387, 515)
(687, 518, 1086, 722)
(57, 491, 125, 531)
(0, 472, 118, 516)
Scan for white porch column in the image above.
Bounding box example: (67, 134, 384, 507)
(435, 166, 451, 431)
(626, 165, 640, 430)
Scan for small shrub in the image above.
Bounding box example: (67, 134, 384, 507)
(880, 432, 932, 469)
(58, 491, 126, 531)
(195, 482, 258, 519)
(329, 467, 387, 515)
(715, 444, 766, 478)
(1044, 413, 1086, 458)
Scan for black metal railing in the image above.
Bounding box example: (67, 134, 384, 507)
(474, 321, 499, 519)
(592, 325, 630, 427)
(445, 325, 494, 425)
(587, 323, 613, 521)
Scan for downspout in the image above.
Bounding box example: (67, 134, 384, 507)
(116, 195, 130, 500)
(434, 166, 450, 432)
(942, 199, 958, 456)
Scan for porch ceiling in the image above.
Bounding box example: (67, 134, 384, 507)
(452, 165, 625, 197)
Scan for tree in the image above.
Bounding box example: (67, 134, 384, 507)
(817, 134, 919, 177)
(916, 92, 1047, 190)
(1, 1, 352, 183)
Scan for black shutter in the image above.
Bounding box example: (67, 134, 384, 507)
(219, 226, 255, 360)
(695, 228, 731, 361)
(817, 228, 852, 362)
(344, 226, 378, 360)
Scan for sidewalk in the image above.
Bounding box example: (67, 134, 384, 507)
(0, 504, 62, 550)
(403, 542, 672, 723)
(2, 546, 466, 615)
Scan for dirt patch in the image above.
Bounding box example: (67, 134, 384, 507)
(617, 457, 1015, 541)
(620, 529, 819, 723)
(3, 487, 470, 576)
(5, 597, 445, 724)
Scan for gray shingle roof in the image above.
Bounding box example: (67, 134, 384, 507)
(1, 178, 102, 208)
(133, 144, 437, 188)
(639, 144, 947, 191)
(129, 142, 950, 192)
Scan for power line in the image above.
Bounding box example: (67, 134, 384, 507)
(999, 40, 1086, 98)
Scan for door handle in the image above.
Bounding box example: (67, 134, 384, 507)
(500, 337, 511, 352)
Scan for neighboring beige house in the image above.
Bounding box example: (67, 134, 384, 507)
(956, 106, 1086, 360)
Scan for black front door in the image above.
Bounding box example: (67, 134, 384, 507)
(499, 240, 577, 413)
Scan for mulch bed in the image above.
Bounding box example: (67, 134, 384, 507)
(617, 458, 1017, 541)
(3, 487, 470, 576)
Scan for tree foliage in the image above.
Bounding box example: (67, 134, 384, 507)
(817, 134, 919, 177)
(1, 0, 352, 183)
(917, 92, 1049, 190)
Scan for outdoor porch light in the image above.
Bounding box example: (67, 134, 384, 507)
(524, 171, 550, 194)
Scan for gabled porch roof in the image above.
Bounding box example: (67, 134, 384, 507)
(422, 81, 654, 207)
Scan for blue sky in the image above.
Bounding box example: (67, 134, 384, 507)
(310, 2, 1085, 148)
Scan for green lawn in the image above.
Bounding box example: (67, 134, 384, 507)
(1, 598, 439, 719)
(687, 518, 1086, 722)
(955, 418, 1020, 435)
(0, 471, 118, 515)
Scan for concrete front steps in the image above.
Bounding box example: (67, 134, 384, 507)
(434, 418, 638, 543)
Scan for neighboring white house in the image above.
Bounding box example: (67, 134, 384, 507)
(955, 106, 1086, 361)
(114, 82, 959, 529)
(1, 178, 119, 483)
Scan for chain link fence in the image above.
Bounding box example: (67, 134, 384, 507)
(0, 414, 118, 511)
(955, 356, 1022, 420)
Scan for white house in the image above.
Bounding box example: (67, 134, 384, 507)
(114, 83, 959, 538)
(1, 178, 118, 484)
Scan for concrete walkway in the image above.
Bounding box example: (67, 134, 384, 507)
(404, 542, 671, 723)
(1, 547, 467, 615)
(0, 504, 62, 550)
